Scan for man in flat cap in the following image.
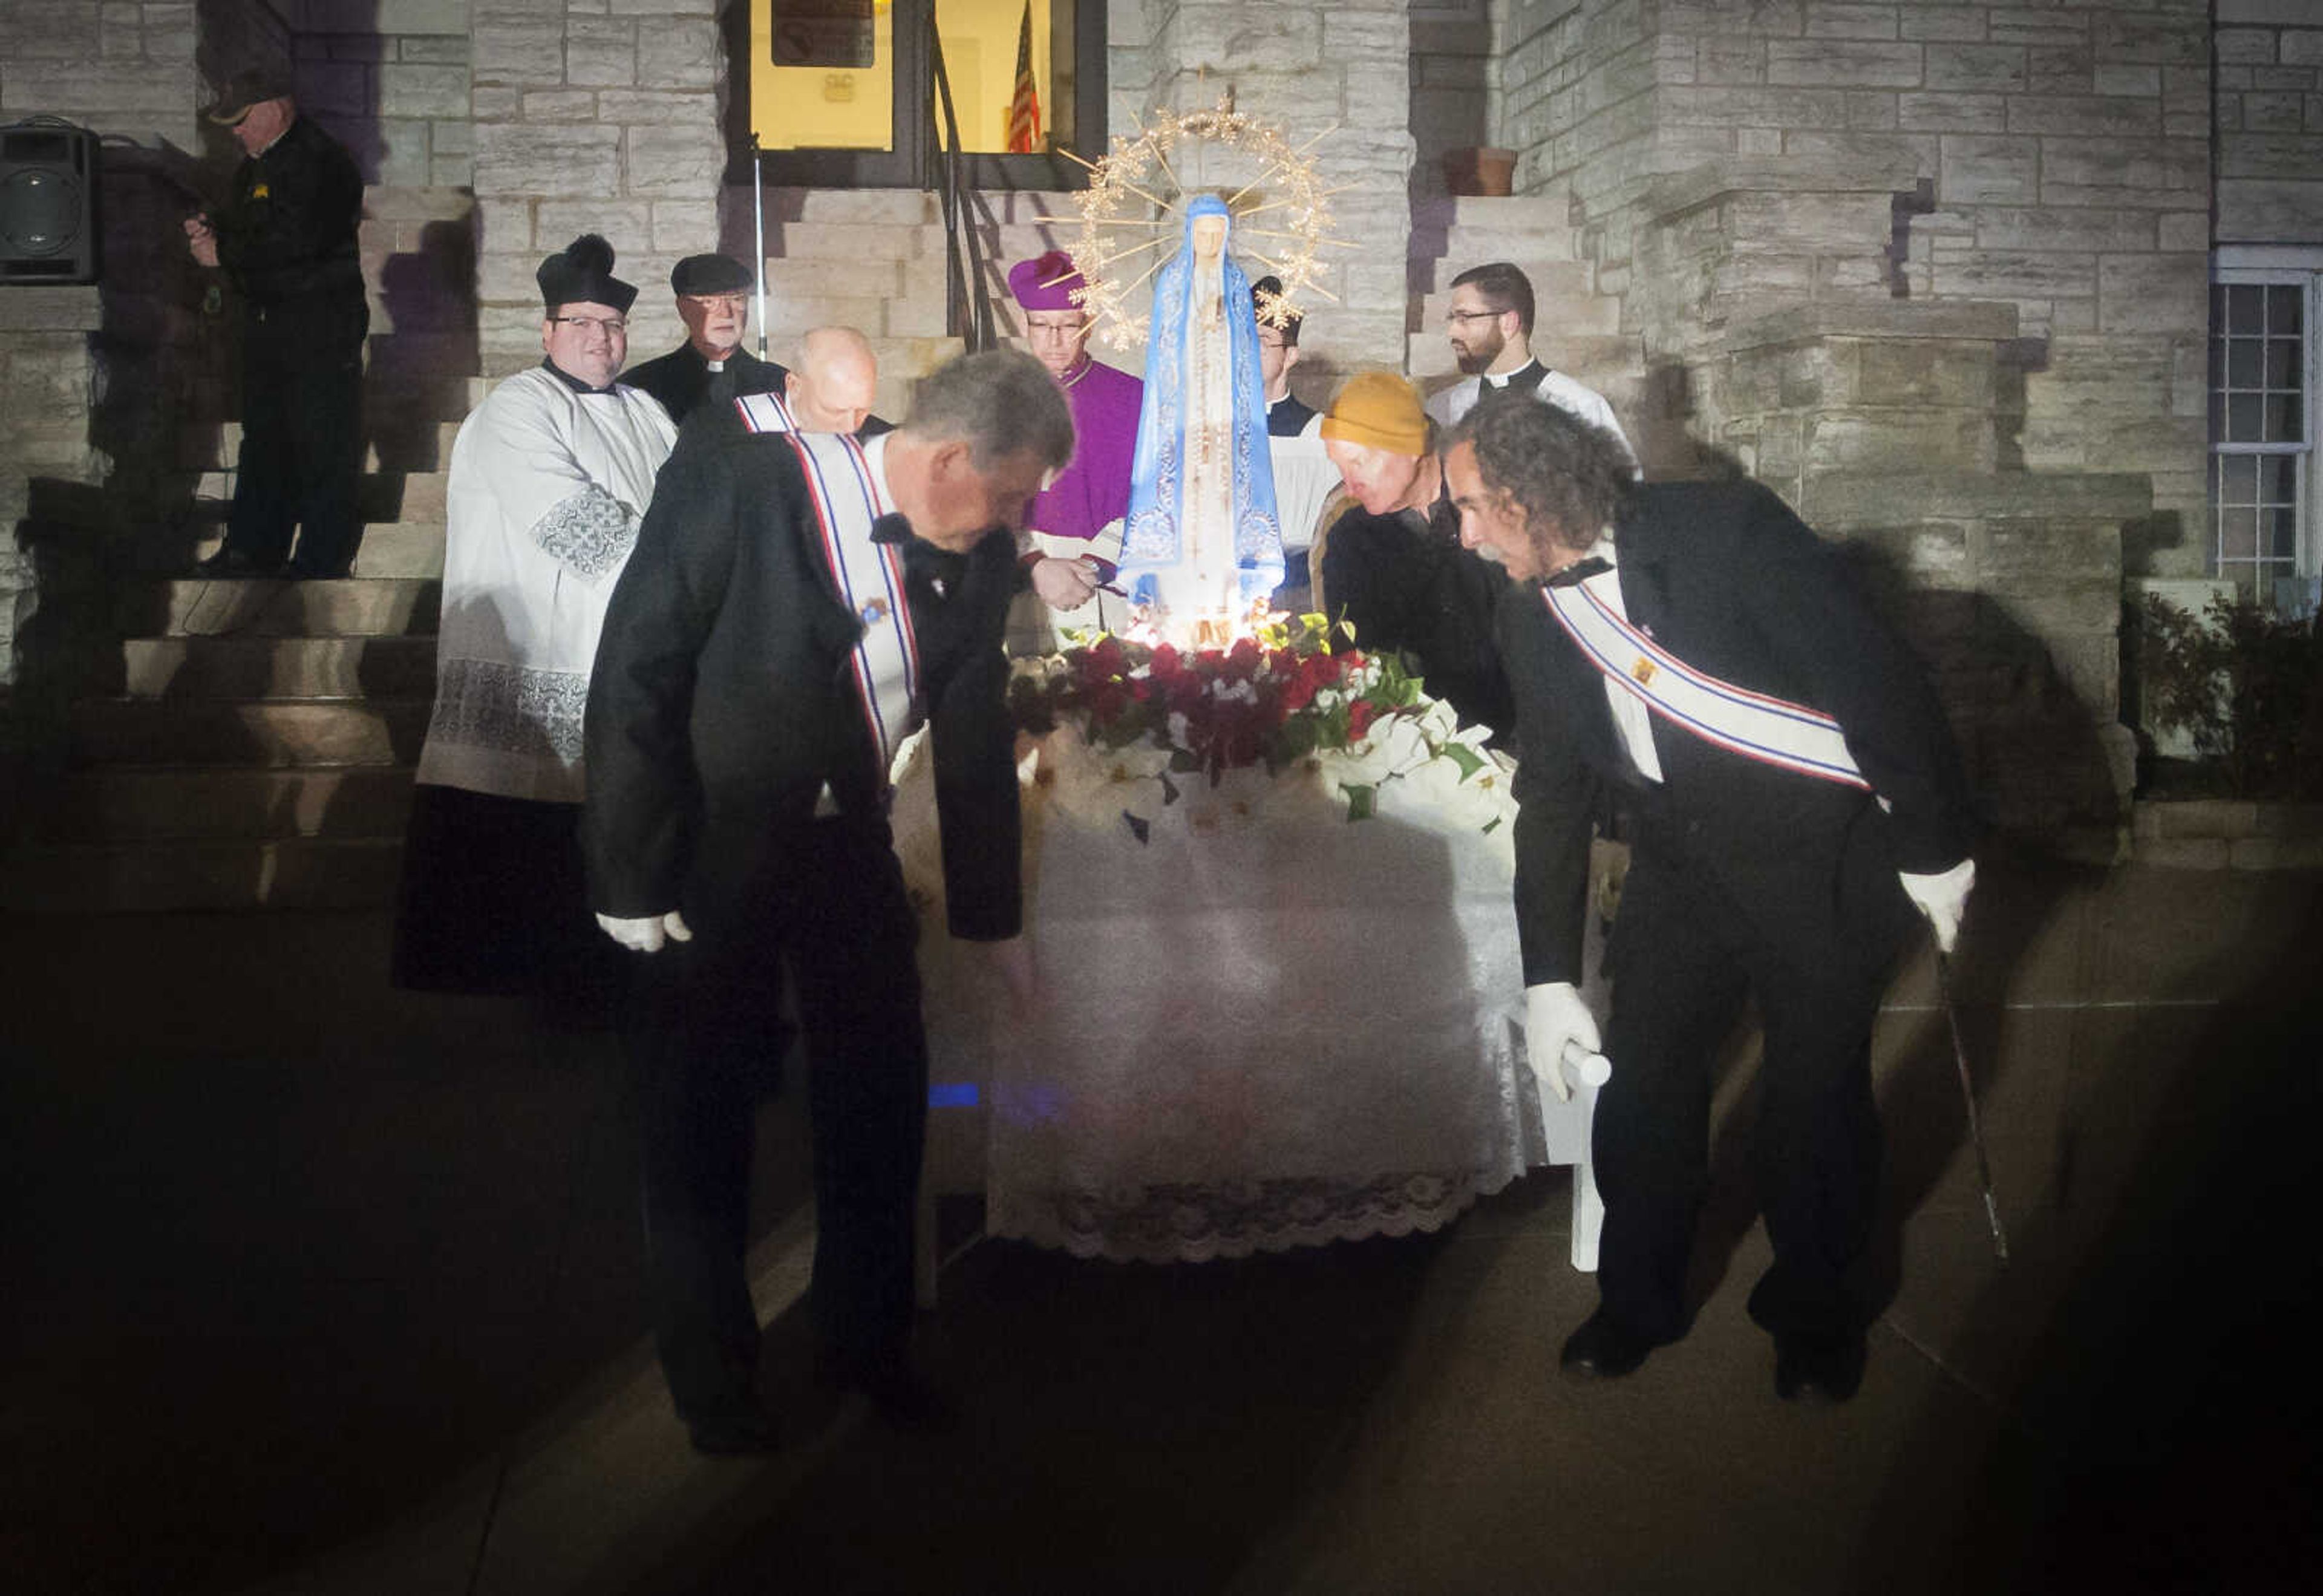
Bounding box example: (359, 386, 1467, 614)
(183, 64, 368, 578)
(1007, 249, 1142, 638)
(1315, 370, 1514, 741)
(392, 234, 676, 1004)
(623, 252, 789, 427)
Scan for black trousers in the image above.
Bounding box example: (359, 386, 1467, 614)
(624, 817, 927, 1422)
(227, 290, 368, 575)
(1593, 836, 1912, 1347)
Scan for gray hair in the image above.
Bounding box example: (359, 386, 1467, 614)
(1446, 397, 1633, 558)
(903, 347, 1075, 473)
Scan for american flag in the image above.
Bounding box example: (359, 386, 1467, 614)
(1006, 1, 1042, 153)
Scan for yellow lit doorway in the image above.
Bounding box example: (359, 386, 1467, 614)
(739, 0, 1102, 189)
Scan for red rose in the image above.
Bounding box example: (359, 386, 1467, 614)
(1347, 698, 1377, 738)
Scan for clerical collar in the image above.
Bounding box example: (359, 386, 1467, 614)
(1485, 359, 1546, 391)
(1543, 534, 1618, 587)
(1056, 356, 1094, 390)
(707, 358, 725, 373)
(540, 356, 619, 396)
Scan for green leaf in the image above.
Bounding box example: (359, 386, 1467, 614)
(1441, 742, 1486, 780)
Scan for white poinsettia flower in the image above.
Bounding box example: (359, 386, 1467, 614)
(1032, 722, 1169, 831)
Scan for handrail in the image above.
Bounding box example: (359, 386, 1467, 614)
(927, 18, 995, 352)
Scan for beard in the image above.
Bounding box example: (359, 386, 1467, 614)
(1452, 326, 1504, 375)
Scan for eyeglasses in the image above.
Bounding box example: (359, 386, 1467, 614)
(681, 294, 748, 313)
(1444, 309, 1503, 325)
(550, 315, 628, 336)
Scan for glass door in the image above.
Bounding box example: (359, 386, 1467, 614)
(736, 0, 1103, 190)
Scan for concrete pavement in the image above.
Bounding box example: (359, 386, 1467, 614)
(3, 852, 2316, 1594)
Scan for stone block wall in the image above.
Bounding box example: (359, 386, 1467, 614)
(471, 0, 727, 376)
(0, 3, 208, 699)
(1411, 0, 1496, 198)
(278, 0, 475, 189)
(2214, 0, 2323, 244)
(1510, 2, 2213, 578)
(1107, 0, 1414, 369)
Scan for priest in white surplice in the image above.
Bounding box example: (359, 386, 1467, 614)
(1425, 261, 1637, 473)
(391, 233, 677, 999)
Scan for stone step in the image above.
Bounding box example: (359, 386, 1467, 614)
(1440, 220, 1581, 260)
(187, 421, 467, 474)
(0, 836, 406, 913)
(24, 765, 417, 842)
(119, 635, 438, 700)
(68, 698, 434, 769)
(767, 216, 1080, 266)
(116, 578, 442, 641)
(188, 470, 448, 522)
(762, 292, 949, 340)
(762, 255, 907, 300)
(776, 188, 939, 226)
(349, 522, 446, 578)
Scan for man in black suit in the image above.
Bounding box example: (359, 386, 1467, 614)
(1446, 399, 1978, 1404)
(620, 252, 788, 424)
(584, 349, 1073, 1454)
(185, 65, 368, 578)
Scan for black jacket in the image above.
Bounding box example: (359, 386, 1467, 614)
(210, 116, 364, 309)
(584, 430, 1022, 943)
(1500, 479, 1978, 987)
(621, 342, 789, 427)
(1320, 480, 1515, 741)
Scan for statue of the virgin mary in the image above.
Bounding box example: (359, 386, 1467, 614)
(1116, 195, 1285, 644)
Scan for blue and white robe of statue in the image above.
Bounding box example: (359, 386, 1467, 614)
(1117, 195, 1285, 616)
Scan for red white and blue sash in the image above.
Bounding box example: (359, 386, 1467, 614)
(1541, 580, 1870, 791)
(788, 431, 921, 775)
(735, 389, 799, 434)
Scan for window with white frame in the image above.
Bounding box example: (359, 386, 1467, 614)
(2210, 249, 2323, 607)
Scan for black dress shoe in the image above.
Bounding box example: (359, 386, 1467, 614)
(1558, 1309, 1659, 1381)
(194, 546, 281, 578)
(818, 1350, 959, 1432)
(684, 1401, 781, 1457)
(1773, 1333, 1866, 1404)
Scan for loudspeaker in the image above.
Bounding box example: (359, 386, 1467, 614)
(1, 117, 100, 285)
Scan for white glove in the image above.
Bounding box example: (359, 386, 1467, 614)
(595, 909, 693, 953)
(1524, 981, 1601, 1104)
(1898, 857, 1975, 955)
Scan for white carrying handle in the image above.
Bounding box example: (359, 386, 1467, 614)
(1560, 1038, 1613, 1090)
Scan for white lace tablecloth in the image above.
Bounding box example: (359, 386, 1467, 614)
(897, 733, 1549, 1264)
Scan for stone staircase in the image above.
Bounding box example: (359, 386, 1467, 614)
(759, 186, 1086, 401)
(0, 188, 474, 913)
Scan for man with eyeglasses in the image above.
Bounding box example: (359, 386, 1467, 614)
(393, 234, 677, 1004)
(1425, 262, 1636, 471)
(1007, 249, 1142, 637)
(623, 253, 789, 426)
(1251, 274, 1319, 439)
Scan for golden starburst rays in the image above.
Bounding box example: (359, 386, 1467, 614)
(1068, 99, 1347, 351)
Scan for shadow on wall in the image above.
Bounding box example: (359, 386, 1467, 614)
(7, 136, 224, 794)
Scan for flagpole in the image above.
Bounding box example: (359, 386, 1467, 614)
(750, 131, 768, 361)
